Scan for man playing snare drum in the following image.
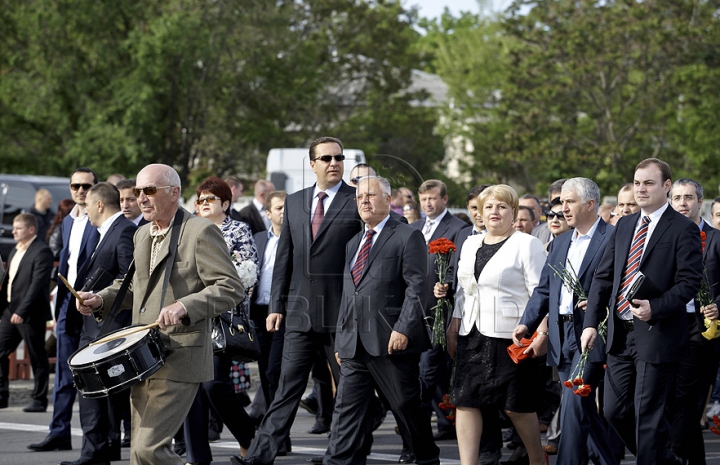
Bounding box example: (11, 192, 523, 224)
(77, 164, 245, 465)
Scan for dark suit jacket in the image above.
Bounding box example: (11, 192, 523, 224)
(0, 239, 54, 324)
(271, 182, 362, 333)
(56, 213, 100, 321)
(696, 222, 720, 354)
(336, 217, 430, 358)
(239, 202, 267, 235)
(68, 215, 136, 342)
(584, 206, 703, 364)
(521, 219, 613, 365)
(411, 211, 468, 315)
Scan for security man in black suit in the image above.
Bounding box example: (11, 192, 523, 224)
(581, 158, 703, 464)
(0, 213, 53, 411)
(239, 180, 275, 235)
(232, 136, 363, 465)
(61, 182, 136, 465)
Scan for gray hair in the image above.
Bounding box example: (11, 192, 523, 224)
(356, 175, 391, 196)
(561, 177, 600, 212)
(672, 178, 704, 200)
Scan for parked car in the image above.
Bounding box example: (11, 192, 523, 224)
(0, 175, 70, 260)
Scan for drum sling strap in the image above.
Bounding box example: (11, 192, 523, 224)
(97, 209, 185, 338)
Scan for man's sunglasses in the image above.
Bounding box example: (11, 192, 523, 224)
(70, 183, 93, 191)
(545, 211, 566, 220)
(312, 154, 345, 163)
(133, 185, 174, 197)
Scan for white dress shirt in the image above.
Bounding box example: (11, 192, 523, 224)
(256, 229, 280, 306)
(422, 209, 448, 243)
(558, 217, 601, 315)
(310, 182, 343, 222)
(349, 215, 390, 269)
(67, 205, 90, 288)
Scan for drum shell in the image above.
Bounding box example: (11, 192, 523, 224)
(69, 326, 167, 398)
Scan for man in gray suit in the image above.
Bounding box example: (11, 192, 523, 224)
(324, 176, 439, 465)
(78, 164, 244, 465)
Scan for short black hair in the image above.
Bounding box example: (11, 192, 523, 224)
(71, 167, 98, 184)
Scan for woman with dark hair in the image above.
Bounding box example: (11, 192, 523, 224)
(182, 176, 259, 464)
(46, 199, 75, 260)
(546, 197, 571, 245)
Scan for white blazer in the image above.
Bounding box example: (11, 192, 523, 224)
(454, 231, 546, 339)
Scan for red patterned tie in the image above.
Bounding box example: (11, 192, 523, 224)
(351, 230, 376, 286)
(312, 191, 328, 239)
(616, 216, 651, 318)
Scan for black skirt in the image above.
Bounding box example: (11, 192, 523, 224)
(451, 326, 541, 413)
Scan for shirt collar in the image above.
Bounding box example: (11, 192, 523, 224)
(572, 216, 601, 242)
(314, 181, 342, 198)
(252, 198, 264, 211)
(16, 235, 36, 251)
(365, 214, 391, 235)
(641, 201, 669, 225)
(70, 204, 86, 220)
(427, 208, 448, 225)
(150, 221, 171, 238)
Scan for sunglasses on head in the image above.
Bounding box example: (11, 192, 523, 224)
(70, 183, 93, 192)
(195, 196, 221, 205)
(545, 211, 565, 220)
(133, 185, 174, 197)
(313, 154, 345, 163)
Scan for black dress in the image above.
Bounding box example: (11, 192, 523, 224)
(451, 237, 541, 413)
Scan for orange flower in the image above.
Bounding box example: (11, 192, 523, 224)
(713, 415, 720, 427)
(701, 231, 707, 253)
(428, 238, 457, 255)
(573, 384, 592, 397)
(572, 377, 584, 386)
(563, 380, 574, 389)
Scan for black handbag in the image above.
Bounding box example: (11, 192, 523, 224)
(211, 305, 261, 362)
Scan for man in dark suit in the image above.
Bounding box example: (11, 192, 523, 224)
(411, 179, 467, 439)
(239, 180, 275, 234)
(226, 176, 245, 222)
(514, 177, 616, 465)
(232, 136, 363, 465)
(29, 167, 100, 452)
(117, 179, 149, 227)
(581, 158, 703, 464)
(324, 175, 439, 465)
(60, 183, 136, 465)
(0, 214, 53, 411)
(667, 178, 720, 463)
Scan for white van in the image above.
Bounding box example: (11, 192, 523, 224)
(266, 148, 366, 194)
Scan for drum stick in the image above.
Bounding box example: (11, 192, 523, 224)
(89, 322, 160, 347)
(57, 273, 84, 306)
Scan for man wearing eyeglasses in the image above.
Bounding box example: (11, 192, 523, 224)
(29, 168, 100, 452)
(232, 137, 363, 465)
(76, 164, 245, 465)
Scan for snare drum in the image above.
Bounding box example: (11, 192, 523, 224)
(68, 325, 167, 398)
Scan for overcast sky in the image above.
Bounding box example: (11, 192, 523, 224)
(407, 0, 513, 19)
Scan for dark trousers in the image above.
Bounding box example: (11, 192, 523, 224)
(604, 326, 676, 464)
(184, 385, 212, 463)
(0, 313, 49, 406)
(252, 304, 285, 405)
(78, 390, 125, 460)
(419, 344, 452, 433)
(556, 321, 617, 465)
(203, 354, 255, 448)
(246, 329, 339, 464)
(668, 315, 720, 464)
(324, 341, 440, 465)
(50, 302, 80, 438)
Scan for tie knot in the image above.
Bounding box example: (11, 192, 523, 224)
(317, 191, 328, 200)
(642, 216, 651, 226)
(365, 229, 376, 238)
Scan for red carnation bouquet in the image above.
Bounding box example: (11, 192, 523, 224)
(428, 238, 457, 350)
(562, 348, 592, 397)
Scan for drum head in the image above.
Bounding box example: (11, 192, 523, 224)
(70, 328, 150, 366)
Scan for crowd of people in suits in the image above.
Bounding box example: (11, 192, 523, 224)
(2, 139, 720, 465)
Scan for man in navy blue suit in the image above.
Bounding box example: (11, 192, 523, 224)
(29, 167, 100, 453)
(581, 159, 703, 464)
(59, 182, 136, 465)
(513, 177, 616, 465)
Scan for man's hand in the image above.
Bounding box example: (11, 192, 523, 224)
(512, 324, 529, 346)
(156, 302, 187, 330)
(434, 283, 449, 299)
(577, 300, 588, 311)
(10, 313, 23, 324)
(266, 313, 284, 332)
(630, 299, 652, 322)
(335, 352, 341, 366)
(388, 331, 409, 354)
(580, 327, 598, 352)
(702, 303, 719, 320)
(524, 333, 547, 357)
(446, 318, 461, 359)
(77, 292, 102, 316)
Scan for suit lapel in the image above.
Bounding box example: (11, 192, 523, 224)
(360, 219, 396, 283)
(314, 183, 353, 243)
(617, 212, 639, 266)
(578, 220, 607, 279)
(640, 207, 672, 267)
(430, 212, 452, 242)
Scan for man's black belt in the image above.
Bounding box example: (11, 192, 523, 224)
(559, 314, 573, 322)
(620, 319, 634, 331)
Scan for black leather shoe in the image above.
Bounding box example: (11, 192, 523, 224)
(28, 434, 72, 451)
(173, 443, 186, 456)
(277, 436, 291, 456)
(0, 398, 8, 408)
(398, 449, 416, 464)
(58, 457, 109, 465)
(307, 456, 324, 464)
(120, 432, 131, 448)
(432, 429, 456, 441)
(23, 402, 47, 413)
(307, 422, 330, 434)
(299, 396, 318, 415)
(230, 456, 263, 465)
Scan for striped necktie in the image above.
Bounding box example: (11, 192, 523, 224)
(311, 191, 327, 239)
(351, 230, 376, 286)
(616, 216, 651, 319)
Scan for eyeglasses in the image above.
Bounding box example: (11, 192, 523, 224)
(133, 185, 174, 197)
(312, 154, 345, 163)
(195, 196, 221, 205)
(70, 183, 93, 191)
(355, 193, 378, 201)
(545, 211, 565, 220)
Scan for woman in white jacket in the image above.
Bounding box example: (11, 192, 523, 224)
(450, 184, 547, 465)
